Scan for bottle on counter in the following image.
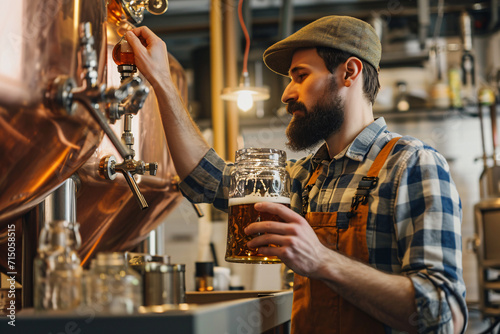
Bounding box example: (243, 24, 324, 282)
(448, 66, 463, 109)
(33, 220, 82, 311)
(195, 262, 214, 292)
(91, 252, 142, 314)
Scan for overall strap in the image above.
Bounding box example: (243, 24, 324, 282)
(306, 164, 323, 187)
(301, 164, 323, 216)
(350, 137, 401, 213)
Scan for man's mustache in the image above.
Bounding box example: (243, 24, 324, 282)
(287, 101, 308, 115)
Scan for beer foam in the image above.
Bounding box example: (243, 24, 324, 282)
(229, 195, 290, 206)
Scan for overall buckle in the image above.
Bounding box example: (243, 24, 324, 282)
(348, 176, 379, 218)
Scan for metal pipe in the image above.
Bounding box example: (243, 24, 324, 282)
(490, 0, 498, 31)
(279, 0, 294, 93)
(210, 0, 226, 160)
(72, 94, 133, 159)
(490, 100, 498, 166)
(460, 11, 473, 52)
(43, 178, 77, 223)
(279, 0, 293, 39)
(224, 0, 239, 161)
(478, 102, 489, 169)
(417, 0, 430, 50)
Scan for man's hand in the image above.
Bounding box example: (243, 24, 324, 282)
(245, 202, 330, 278)
(126, 27, 171, 89)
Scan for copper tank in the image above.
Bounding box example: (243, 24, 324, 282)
(0, 0, 106, 224)
(0, 0, 183, 276)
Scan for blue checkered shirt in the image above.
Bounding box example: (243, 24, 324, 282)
(180, 117, 467, 333)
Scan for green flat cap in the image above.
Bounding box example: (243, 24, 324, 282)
(263, 15, 381, 76)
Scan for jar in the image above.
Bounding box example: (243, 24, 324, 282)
(33, 220, 82, 311)
(226, 148, 290, 264)
(91, 252, 142, 314)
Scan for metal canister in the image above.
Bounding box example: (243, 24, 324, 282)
(143, 263, 174, 306)
(143, 263, 186, 306)
(172, 264, 186, 304)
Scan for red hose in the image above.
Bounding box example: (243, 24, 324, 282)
(238, 0, 250, 74)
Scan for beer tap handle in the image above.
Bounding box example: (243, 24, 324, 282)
(171, 174, 203, 217)
(192, 203, 204, 218)
(120, 170, 149, 210)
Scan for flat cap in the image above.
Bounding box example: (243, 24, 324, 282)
(263, 15, 381, 76)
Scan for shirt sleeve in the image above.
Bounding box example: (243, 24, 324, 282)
(178, 148, 233, 212)
(394, 147, 467, 334)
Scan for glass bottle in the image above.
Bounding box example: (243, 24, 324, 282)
(195, 262, 214, 292)
(33, 220, 82, 311)
(112, 35, 138, 81)
(112, 36, 135, 66)
(91, 252, 142, 314)
(226, 148, 290, 264)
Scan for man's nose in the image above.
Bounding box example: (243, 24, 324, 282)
(281, 81, 297, 104)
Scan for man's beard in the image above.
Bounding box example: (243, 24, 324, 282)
(285, 80, 345, 151)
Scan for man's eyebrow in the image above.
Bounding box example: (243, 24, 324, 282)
(288, 65, 306, 76)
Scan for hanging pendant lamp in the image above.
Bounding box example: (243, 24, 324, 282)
(220, 0, 270, 112)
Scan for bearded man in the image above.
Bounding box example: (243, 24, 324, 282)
(126, 15, 467, 334)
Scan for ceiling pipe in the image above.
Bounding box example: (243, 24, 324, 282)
(489, 0, 498, 31)
(210, 0, 226, 159)
(223, 0, 240, 162)
(279, 0, 293, 39)
(278, 0, 294, 94)
(417, 0, 430, 50)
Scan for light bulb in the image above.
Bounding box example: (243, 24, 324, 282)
(236, 90, 254, 111)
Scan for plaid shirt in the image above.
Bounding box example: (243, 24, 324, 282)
(180, 117, 467, 334)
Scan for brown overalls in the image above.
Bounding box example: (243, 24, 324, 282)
(291, 137, 400, 334)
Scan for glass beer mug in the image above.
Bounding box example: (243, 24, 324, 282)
(226, 148, 290, 264)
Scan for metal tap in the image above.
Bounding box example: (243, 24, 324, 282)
(119, 0, 169, 24)
(106, 76, 149, 124)
(46, 22, 154, 210)
(96, 39, 156, 210)
(99, 155, 158, 209)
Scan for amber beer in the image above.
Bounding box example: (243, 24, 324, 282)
(225, 196, 290, 264)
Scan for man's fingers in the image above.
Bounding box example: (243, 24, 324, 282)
(245, 221, 290, 238)
(254, 202, 303, 223)
(128, 26, 158, 45)
(247, 232, 287, 248)
(125, 31, 144, 52)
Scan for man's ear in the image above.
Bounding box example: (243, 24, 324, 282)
(343, 57, 363, 82)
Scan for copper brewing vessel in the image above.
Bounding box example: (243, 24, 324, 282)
(0, 0, 183, 278)
(0, 0, 107, 224)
